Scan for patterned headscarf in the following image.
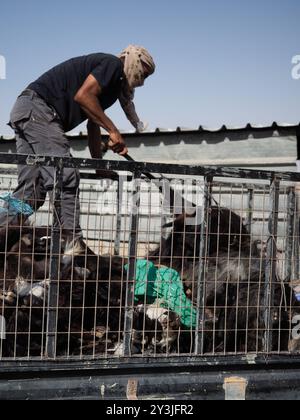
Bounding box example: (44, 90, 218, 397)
(118, 45, 155, 131)
(119, 45, 155, 89)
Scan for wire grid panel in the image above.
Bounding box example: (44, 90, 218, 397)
(0, 173, 299, 360)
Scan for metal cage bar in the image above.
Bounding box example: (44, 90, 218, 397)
(123, 172, 141, 356)
(285, 187, 296, 282)
(195, 176, 213, 355)
(246, 187, 254, 235)
(114, 178, 123, 256)
(264, 177, 280, 353)
(46, 160, 64, 359)
(0, 153, 300, 181)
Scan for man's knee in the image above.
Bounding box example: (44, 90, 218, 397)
(63, 168, 80, 190)
(42, 167, 80, 191)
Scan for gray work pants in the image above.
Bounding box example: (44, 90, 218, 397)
(9, 89, 81, 237)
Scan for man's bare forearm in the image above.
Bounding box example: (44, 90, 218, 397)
(87, 120, 102, 159)
(78, 94, 118, 134)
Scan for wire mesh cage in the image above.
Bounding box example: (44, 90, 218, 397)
(0, 155, 300, 362)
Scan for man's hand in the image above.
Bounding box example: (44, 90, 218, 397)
(108, 131, 128, 156)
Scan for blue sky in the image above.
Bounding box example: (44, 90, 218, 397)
(0, 0, 300, 136)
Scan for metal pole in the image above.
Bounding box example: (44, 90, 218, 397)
(114, 177, 124, 256)
(45, 160, 63, 359)
(295, 185, 300, 281)
(294, 133, 300, 289)
(286, 187, 296, 282)
(161, 178, 170, 238)
(195, 176, 213, 355)
(123, 171, 141, 356)
(264, 176, 280, 354)
(247, 187, 254, 235)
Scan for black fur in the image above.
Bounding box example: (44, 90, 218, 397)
(0, 206, 299, 357)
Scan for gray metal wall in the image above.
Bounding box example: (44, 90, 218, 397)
(0, 125, 298, 172)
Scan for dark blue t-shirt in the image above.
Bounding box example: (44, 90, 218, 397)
(27, 53, 124, 132)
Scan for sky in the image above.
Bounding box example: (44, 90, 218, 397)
(0, 0, 300, 137)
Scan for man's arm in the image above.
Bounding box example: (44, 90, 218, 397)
(119, 92, 139, 130)
(87, 120, 103, 159)
(87, 120, 119, 179)
(75, 74, 128, 155)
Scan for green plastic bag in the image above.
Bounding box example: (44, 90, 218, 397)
(132, 259, 157, 299)
(125, 260, 197, 329)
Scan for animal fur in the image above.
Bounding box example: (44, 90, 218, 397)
(0, 205, 299, 357)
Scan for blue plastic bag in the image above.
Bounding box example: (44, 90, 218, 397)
(0, 193, 34, 217)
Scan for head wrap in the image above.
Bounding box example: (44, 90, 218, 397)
(119, 45, 155, 89)
(118, 45, 155, 131)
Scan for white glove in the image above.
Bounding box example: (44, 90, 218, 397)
(136, 121, 149, 133)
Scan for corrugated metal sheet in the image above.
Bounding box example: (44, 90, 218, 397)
(1, 122, 299, 171)
(1, 122, 300, 140)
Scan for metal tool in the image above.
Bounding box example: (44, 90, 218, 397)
(123, 153, 196, 214)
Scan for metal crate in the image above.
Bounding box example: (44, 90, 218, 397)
(0, 154, 300, 368)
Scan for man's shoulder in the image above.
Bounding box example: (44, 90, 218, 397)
(37, 53, 122, 75)
(85, 53, 122, 67)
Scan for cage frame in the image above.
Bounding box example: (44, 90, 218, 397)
(0, 153, 299, 370)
